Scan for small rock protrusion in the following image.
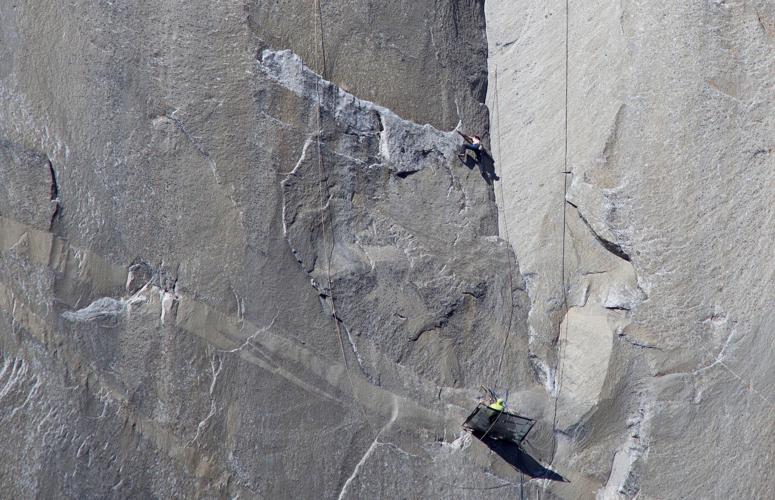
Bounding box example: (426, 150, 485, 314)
(126, 260, 153, 294)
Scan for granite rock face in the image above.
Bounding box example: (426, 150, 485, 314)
(4, 0, 772, 498)
(488, 0, 775, 498)
(249, 0, 490, 133)
(0, 1, 544, 498)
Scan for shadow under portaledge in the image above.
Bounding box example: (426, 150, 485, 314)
(478, 435, 568, 482)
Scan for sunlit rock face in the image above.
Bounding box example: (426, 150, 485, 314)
(0, 1, 545, 498)
(5, 1, 772, 498)
(487, 0, 775, 498)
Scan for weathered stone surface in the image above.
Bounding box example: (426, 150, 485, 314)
(249, 0, 490, 132)
(4, 0, 772, 497)
(0, 1, 544, 498)
(0, 140, 58, 231)
(265, 49, 528, 390)
(488, 0, 775, 498)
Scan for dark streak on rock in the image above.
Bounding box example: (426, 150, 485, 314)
(410, 327, 436, 343)
(500, 38, 519, 48)
(756, 10, 773, 38)
(47, 159, 61, 230)
(395, 170, 420, 179)
(169, 115, 211, 160)
(573, 205, 632, 262)
(617, 333, 660, 350)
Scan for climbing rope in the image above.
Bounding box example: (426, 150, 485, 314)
(473, 64, 519, 453)
(548, 0, 572, 469)
(485, 65, 530, 497)
(488, 0, 570, 474)
(311, 0, 375, 434)
(493, 65, 518, 388)
(487, 5, 772, 499)
(476, 8, 570, 498)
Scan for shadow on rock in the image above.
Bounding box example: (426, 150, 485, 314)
(459, 150, 500, 184)
(480, 436, 568, 482)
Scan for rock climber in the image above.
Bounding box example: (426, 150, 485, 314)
(458, 132, 483, 163)
(457, 131, 500, 183)
(488, 397, 505, 412)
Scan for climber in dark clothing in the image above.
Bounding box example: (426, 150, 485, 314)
(458, 133, 483, 162)
(457, 131, 500, 183)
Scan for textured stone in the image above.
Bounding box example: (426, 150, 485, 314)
(249, 0, 489, 132)
(264, 49, 527, 389)
(488, 0, 775, 498)
(0, 140, 58, 231)
(4, 0, 772, 497)
(0, 1, 539, 497)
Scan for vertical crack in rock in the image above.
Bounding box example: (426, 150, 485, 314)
(756, 10, 774, 37)
(601, 104, 626, 167)
(150, 111, 240, 215)
(281, 135, 315, 243)
(47, 159, 61, 230)
(337, 318, 377, 384)
(186, 399, 218, 448)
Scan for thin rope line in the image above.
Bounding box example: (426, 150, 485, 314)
(494, 65, 517, 388)
(312, 0, 375, 434)
(549, 0, 571, 468)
